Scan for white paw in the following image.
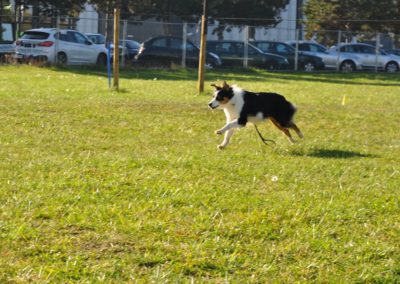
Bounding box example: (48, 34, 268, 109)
(215, 129, 223, 135)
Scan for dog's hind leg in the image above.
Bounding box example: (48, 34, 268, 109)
(269, 117, 295, 143)
(218, 129, 234, 150)
(289, 122, 304, 139)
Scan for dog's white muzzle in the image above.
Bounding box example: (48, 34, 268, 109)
(208, 99, 220, 109)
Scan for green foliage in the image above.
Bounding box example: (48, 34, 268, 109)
(90, 0, 289, 36)
(0, 66, 399, 282)
(304, 0, 400, 33)
(24, 0, 87, 17)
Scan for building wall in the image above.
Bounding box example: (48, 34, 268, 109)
(256, 0, 298, 41)
(76, 3, 98, 34)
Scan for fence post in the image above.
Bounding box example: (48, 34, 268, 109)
(182, 23, 187, 68)
(121, 19, 127, 68)
(113, 8, 120, 90)
(294, 28, 299, 71)
(55, 16, 60, 63)
(375, 32, 380, 72)
(336, 30, 342, 71)
(243, 25, 249, 69)
(197, 15, 207, 94)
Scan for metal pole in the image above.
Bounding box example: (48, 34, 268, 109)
(294, 28, 299, 71)
(121, 19, 127, 67)
(197, 0, 207, 94)
(113, 8, 120, 90)
(55, 16, 60, 63)
(375, 33, 380, 73)
(336, 30, 342, 71)
(107, 46, 112, 88)
(182, 22, 187, 68)
(243, 25, 249, 69)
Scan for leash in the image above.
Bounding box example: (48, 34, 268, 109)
(254, 124, 276, 146)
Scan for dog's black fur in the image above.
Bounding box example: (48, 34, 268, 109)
(237, 91, 295, 128)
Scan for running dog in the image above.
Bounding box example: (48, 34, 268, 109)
(208, 81, 303, 149)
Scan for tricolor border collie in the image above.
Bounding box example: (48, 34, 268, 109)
(208, 81, 303, 149)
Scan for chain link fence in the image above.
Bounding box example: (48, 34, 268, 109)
(2, 14, 400, 72)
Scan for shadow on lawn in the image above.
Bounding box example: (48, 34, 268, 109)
(49, 66, 400, 87)
(292, 148, 378, 159)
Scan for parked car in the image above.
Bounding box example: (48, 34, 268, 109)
(86, 32, 128, 62)
(384, 49, 400, 57)
(206, 40, 289, 70)
(135, 35, 221, 68)
(328, 43, 400, 72)
(251, 40, 325, 71)
(15, 28, 108, 65)
(286, 40, 327, 54)
(286, 40, 363, 72)
(86, 33, 106, 45)
(120, 39, 141, 59)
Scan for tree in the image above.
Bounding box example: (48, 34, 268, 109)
(303, 0, 400, 43)
(90, 0, 290, 38)
(25, 0, 86, 27)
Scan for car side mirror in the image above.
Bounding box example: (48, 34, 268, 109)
(86, 40, 93, 45)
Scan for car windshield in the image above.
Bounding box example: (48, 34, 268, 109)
(121, 40, 140, 49)
(21, 31, 49, 40)
(279, 44, 294, 54)
(248, 43, 263, 54)
(87, 34, 105, 44)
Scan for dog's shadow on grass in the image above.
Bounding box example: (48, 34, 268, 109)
(290, 148, 378, 159)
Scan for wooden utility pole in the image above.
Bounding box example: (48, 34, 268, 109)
(113, 7, 120, 90)
(197, 0, 207, 94)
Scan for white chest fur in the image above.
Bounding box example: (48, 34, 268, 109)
(222, 87, 244, 122)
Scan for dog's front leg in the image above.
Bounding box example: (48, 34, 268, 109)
(218, 129, 234, 150)
(215, 119, 241, 135)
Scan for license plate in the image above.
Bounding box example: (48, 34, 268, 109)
(18, 47, 45, 55)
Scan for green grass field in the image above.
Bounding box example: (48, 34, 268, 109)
(0, 65, 399, 282)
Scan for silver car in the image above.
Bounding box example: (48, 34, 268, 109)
(328, 43, 400, 72)
(15, 28, 108, 65)
(287, 40, 363, 72)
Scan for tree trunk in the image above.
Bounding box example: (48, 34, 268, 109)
(31, 0, 39, 28)
(0, 0, 3, 41)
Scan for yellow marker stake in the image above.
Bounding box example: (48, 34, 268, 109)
(342, 95, 346, 106)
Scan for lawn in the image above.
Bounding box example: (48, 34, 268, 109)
(0, 65, 399, 282)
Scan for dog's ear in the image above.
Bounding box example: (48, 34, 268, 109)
(211, 83, 221, 90)
(222, 81, 230, 91)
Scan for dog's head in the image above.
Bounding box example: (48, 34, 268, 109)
(208, 81, 234, 109)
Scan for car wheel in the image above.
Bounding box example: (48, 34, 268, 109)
(139, 56, 158, 67)
(340, 60, 356, 72)
(57, 52, 67, 66)
(385, 61, 399, 73)
(266, 61, 278, 71)
(97, 53, 107, 66)
(303, 61, 315, 72)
